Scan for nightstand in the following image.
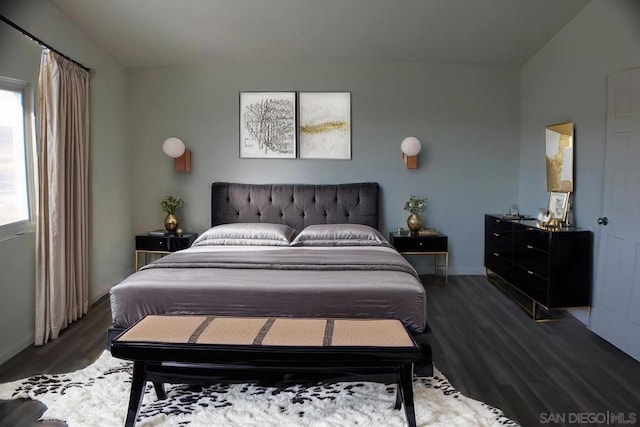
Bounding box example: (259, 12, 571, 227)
(134, 233, 197, 271)
(389, 230, 449, 284)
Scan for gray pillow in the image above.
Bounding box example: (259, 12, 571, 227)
(291, 224, 389, 247)
(192, 223, 299, 247)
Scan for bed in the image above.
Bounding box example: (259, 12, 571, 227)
(109, 182, 432, 373)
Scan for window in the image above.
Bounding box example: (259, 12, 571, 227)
(0, 77, 35, 238)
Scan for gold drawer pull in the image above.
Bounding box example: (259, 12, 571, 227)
(526, 245, 533, 249)
(493, 233, 499, 237)
(493, 252, 499, 257)
(418, 242, 423, 246)
(527, 270, 534, 275)
(526, 227, 534, 231)
(495, 219, 500, 222)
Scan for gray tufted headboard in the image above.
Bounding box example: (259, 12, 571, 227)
(211, 182, 379, 231)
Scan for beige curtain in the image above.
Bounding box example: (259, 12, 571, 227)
(35, 50, 91, 346)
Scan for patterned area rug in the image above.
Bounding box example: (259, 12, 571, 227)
(0, 351, 518, 426)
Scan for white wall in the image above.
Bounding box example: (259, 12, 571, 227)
(128, 60, 521, 275)
(519, 0, 640, 324)
(0, 0, 131, 363)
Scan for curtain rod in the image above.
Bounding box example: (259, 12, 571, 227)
(1, 15, 91, 72)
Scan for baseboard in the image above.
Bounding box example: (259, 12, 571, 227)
(90, 272, 130, 305)
(565, 307, 590, 325)
(0, 334, 34, 366)
(91, 288, 110, 305)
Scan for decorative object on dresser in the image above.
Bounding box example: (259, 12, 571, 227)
(134, 232, 197, 271)
(544, 122, 574, 228)
(536, 208, 551, 225)
(239, 91, 296, 159)
(484, 214, 592, 321)
(401, 136, 422, 169)
(160, 195, 183, 233)
(546, 122, 574, 192)
(547, 191, 570, 226)
(403, 195, 427, 235)
(162, 137, 191, 172)
(390, 229, 448, 284)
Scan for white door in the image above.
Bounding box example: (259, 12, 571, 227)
(591, 68, 640, 361)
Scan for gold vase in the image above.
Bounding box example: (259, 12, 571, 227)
(164, 213, 178, 234)
(407, 213, 423, 235)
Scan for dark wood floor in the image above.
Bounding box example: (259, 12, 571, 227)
(1, 275, 639, 427)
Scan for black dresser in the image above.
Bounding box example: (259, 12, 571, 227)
(484, 214, 592, 319)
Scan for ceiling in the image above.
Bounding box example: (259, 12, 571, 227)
(50, 0, 590, 68)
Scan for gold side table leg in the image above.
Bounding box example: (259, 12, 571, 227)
(434, 254, 438, 276)
(445, 252, 449, 285)
(135, 251, 139, 272)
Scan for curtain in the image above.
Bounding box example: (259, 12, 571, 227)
(35, 50, 91, 346)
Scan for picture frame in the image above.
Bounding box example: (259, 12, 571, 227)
(299, 92, 351, 159)
(548, 191, 570, 223)
(239, 92, 296, 159)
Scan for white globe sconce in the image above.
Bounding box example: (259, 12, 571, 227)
(162, 137, 191, 172)
(401, 137, 421, 169)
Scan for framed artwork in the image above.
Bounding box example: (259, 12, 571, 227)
(548, 191, 570, 223)
(545, 122, 574, 192)
(239, 92, 296, 159)
(299, 92, 351, 159)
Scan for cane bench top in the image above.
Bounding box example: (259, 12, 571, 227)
(115, 315, 417, 348)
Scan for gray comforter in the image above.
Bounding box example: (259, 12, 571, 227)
(111, 246, 426, 333)
(141, 247, 420, 277)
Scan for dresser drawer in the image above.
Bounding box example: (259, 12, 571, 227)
(485, 215, 513, 237)
(513, 241, 549, 278)
(512, 225, 549, 251)
(485, 232, 511, 257)
(513, 264, 549, 305)
(485, 250, 512, 282)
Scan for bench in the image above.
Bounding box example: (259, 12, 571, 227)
(111, 315, 423, 427)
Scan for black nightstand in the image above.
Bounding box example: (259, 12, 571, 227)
(389, 230, 449, 284)
(135, 233, 197, 271)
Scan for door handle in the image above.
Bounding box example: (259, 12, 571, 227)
(597, 217, 609, 226)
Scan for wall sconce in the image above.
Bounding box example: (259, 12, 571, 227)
(162, 137, 191, 172)
(401, 136, 421, 169)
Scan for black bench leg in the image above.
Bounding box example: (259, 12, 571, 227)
(153, 382, 166, 400)
(125, 361, 147, 427)
(399, 363, 417, 427)
(394, 371, 403, 410)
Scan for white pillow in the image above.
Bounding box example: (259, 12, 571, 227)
(291, 224, 389, 247)
(192, 223, 299, 247)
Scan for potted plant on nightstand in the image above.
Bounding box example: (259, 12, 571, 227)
(404, 195, 427, 235)
(161, 195, 184, 234)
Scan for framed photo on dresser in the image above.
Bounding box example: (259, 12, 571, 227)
(548, 191, 570, 222)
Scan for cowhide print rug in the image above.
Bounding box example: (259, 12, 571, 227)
(0, 351, 519, 426)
